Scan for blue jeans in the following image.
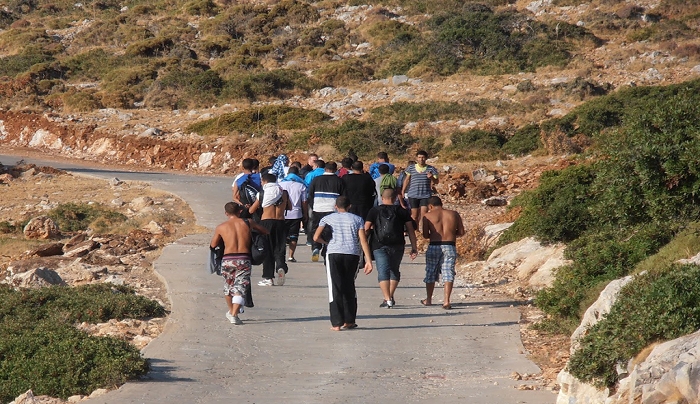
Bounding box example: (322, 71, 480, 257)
(373, 245, 404, 282)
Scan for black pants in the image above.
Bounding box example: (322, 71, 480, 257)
(259, 219, 287, 279)
(309, 211, 332, 251)
(326, 253, 360, 327)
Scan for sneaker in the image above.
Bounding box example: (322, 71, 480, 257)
(226, 311, 241, 324)
(387, 298, 395, 308)
(311, 249, 320, 262)
(379, 300, 389, 308)
(287, 257, 297, 262)
(258, 279, 274, 286)
(305, 241, 312, 246)
(277, 268, 286, 286)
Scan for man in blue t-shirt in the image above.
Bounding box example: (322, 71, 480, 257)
(368, 151, 395, 180)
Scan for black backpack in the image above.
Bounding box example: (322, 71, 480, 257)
(244, 219, 269, 266)
(373, 205, 405, 245)
(239, 175, 261, 219)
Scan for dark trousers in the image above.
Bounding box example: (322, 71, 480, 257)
(309, 211, 332, 251)
(260, 219, 287, 279)
(326, 253, 360, 327)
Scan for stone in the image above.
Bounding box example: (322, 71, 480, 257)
(198, 152, 216, 169)
(7, 267, 65, 288)
(28, 242, 64, 257)
(570, 275, 634, 354)
(482, 196, 508, 206)
(556, 369, 609, 404)
(0, 173, 13, 184)
(109, 177, 123, 186)
(130, 196, 154, 211)
(63, 233, 86, 250)
(391, 75, 409, 85)
(88, 389, 109, 398)
(63, 240, 98, 257)
(23, 216, 60, 239)
(142, 220, 166, 235)
(139, 127, 163, 137)
(11, 390, 39, 404)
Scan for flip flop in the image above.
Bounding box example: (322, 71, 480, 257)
(420, 299, 432, 306)
(442, 304, 452, 310)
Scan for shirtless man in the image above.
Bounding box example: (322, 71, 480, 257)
(420, 196, 465, 310)
(249, 173, 292, 286)
(210, 202, 268, 325)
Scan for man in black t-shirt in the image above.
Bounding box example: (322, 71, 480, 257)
(364, 188, 418, 308)
(342, 160, 376, 220)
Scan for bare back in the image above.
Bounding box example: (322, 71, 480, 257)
(211, 217, 252, 255)
(422, 207, 465, 243)
(261, 191, 289, 220)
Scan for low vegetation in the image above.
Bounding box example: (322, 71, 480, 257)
(0, 284, 165, 402)
(46, 203, 128, 233)
(498, 77, 700, 387)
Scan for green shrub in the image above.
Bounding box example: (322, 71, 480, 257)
(220, 69, 323, 101)
(568, 264, 700, 387)
(369, 100, 493, 123)
(0, 221, 19, 234)
(536, 223, 674, 320)
(62, 90, 103, 112)
(441, 129, 506, 161)
(314, 59, 373, 85)
(185, 0, 218, 16)
(125, 36, 175, 57)
(502, 123, 541, 156)
(0, 47, 53, 77)
(0, 283, 163, 402)
(46, 203, 127, 233)
(499, 163, 596, 246)
(312, 120, 414, 158)
(187, 105, 330, 137)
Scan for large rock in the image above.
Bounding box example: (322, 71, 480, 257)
(130, 196, 154, 211)
(607, 329, 700, 404)
(63, 240, 98, 257)
(556, 370, 609, 404)
(10, 390, 40, 404)
(487, 237, 569, 289)
(28, 242, 64, 257)
(23, 216, 60, 239)
(6, 267, 65, 288)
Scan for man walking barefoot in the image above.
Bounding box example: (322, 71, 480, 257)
(210, 202, 268, 325)
(420, 196, 465, 310)
(313, 196, 373, 331)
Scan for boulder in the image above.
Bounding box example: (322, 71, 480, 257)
(11, 390, 40, 404)
(0, 173, 13, 184)
(63, 240, 98, 257)
(556, 369, 609, 404)
(130, 196, 154, 211)
(607, 329, 700, 404)
(7, 267, 65, 288)
(28, 242, 64, 257)
(142, 220, 166, 235)
(23, 216, 60, 239)
(198, 152, 216, 168)
(63, 233, 86, 250)
(482, 196, 508, 206)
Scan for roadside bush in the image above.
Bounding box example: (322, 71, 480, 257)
(568, 264, 700, 387)
(187, 105, 330, 137)
(46, 203, 127, 233)
(498, 163, 596, 246)
(536, 223, 674, 320)
(0, 283, 163, 402)
(502, 123, 541, 156)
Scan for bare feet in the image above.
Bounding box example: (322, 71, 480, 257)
(342, 323, 358, 329)
(420, 299, 432, 306)
(330, 326, 342, 331)
(442, 304, 452, 310)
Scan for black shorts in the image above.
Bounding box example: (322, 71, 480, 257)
(408, 197, 430, 209)
(285, 219, 302, 242)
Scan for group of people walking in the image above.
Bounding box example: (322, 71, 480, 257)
(210, 150, 465, 329)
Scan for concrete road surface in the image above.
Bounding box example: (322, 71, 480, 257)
(0, 153, 556, 404)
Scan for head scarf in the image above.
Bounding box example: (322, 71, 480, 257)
(270, 154, 289, 181)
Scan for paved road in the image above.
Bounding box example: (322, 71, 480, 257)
(1, 154, 555, 404)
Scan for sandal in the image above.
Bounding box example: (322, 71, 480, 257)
(442, 304, 452, 310)
(420, 299, 432, 306)
(342, 323, 358, 329)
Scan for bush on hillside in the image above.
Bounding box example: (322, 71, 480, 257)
(187, 105, 330, 137)
(442, 129, 506, 160)
(0, 46, 53, 78)
(502, 123, 542, 156)
(498, 163, 596, 246)
(568, 264, 700, 387)
(368, 100, 492, 123)
(220, 69, 323, 101)
(310, 120, 414, 158)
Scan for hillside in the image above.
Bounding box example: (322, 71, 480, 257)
(1, 0, 700, 166)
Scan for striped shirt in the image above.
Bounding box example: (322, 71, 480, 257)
(405, 164, 438, 199)
(319, 212, 365, 256)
